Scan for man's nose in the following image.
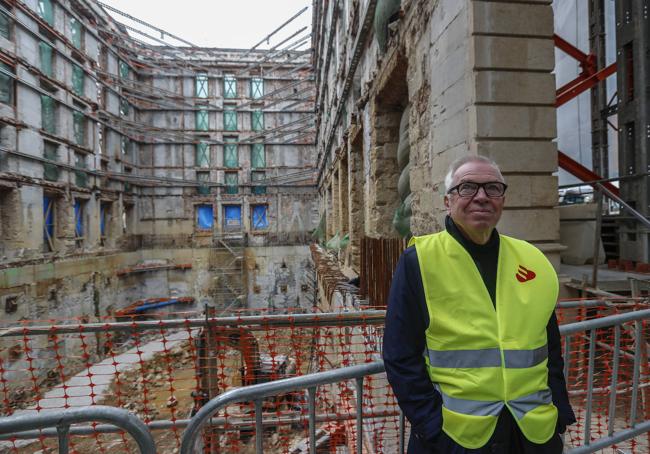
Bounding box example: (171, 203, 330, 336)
(473, 186, 490, 200)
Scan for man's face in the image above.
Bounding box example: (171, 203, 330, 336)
(444, 161, 505, 235)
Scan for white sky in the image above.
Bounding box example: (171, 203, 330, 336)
(100, 0, 313, 50)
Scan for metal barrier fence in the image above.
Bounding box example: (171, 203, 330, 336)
(0, 303, 646, 452)
(0, 406, 155, 454)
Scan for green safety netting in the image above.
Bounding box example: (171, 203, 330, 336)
(119, 60, 129, 79)
(41, 95, 56, 134)
(393, 193, 413, 238)
(250, 77, 263, 99)
(73, 111, 85, 145)
(251, 110, 264, 131)
(374, 0, 401, 52)
(39, 42, 53, 77)
(43, 144, 59, 181)
(224, 75, 237, 98)
(225, 172, 238, 194)
(251, 171, 266, 195)
(196, 74, 208, 98)
(72, 65, 84, 96)
(0, 63, 11, 105)
(38, 0, 53, 26)
(224, 143, 238, 168)
(251, 143, 265, 168)
(325, 232, 350, 250)
(70, 18, 82, 49)
(224, 109, 237, 131)
(196, 109, 209, 131)
(312, 215, 326, 243)
(0, 11, 10, 40)
(196, 143, 209, 167)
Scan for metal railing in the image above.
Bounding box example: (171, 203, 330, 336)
(0, 406, 155, 454)
(180, 309, 650, 454)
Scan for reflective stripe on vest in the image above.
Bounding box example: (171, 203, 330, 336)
(426, 344, 548, 369)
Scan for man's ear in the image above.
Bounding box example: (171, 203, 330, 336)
(444, 195, 450, 212)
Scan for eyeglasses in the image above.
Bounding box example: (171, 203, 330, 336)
(447, 181, 508, 198)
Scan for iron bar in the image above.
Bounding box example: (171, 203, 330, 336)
(608, 324, 621, 436)
(399, 410, 405, 454)
(630, 320, 642, 426)
(241, 6, 309, 58)
(308, 386, 317, 454)
(567, 420, 650, 454)
(255, 399, 263, 453)
(57, 424, 69, 454)
(355, 377, 364, 454)
(584, 329, 597, 444)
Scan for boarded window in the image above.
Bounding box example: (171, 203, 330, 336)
(197, 171, 210, 195)
(250, 77, 263, 99)
(70, 17, 82, 49)
(72, 64, 84, 96)
(251, 144, 265, 168)
(251, 171, 266, 195)
(0, 10, 10, 40)
(74, 199, 84, 244)
(120, 98, 130, 116)
(38, 0, 53, 26)
(223, 205, 241, 230)
(224, 172, 238, 195)
(0, 63, 13, 105)
(100, 202, 110, 239)
(223, 74, 236, 98)
(119, 60, 129, 79)
(43, 196, 54, 251)
(224, 140, 238, 168)
(196, 73, 208, 98)
(41, 95, 56, 134)
(43, 141, 59, 181)
(196, 204, 213, 230)
(251, 110, 264, 131)
(74, 152, 86, 187)
(73, 111, 85, 145)
(223, 108, 237, 131)
(196, 142, 209, 167)
(196, 108, 209, 131)
(39, 41, 53, 77)
(251, 204, 269, 230)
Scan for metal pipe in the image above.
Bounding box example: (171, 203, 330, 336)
(559, 309, 650, 335)
(567, 420, 650, 453)
(242, 6, 309, 58)
(399, 410, 405, 454)
(630, 320, 642, 425)
(255, 399, 263, 453)
(57, 424, 69, 454)
(355, 377, 363, 454)
(608, 325, 621, 436)
(596, 183, 650, 231)
(584, 329, 596, 444)
(308, 386, 316, 453)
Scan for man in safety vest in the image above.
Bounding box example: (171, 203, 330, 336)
(383, 156, 575, 453)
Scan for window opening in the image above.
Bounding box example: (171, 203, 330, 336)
(72, 64, 84, 96)
(100, 201, 111, 244)
(196, 73, 208, 98)
(250, 77, 263, 99)
(118, 60, 129, 79)
(196, 107, 209, 131)
(196, 142, 210, 167)
(39, 41, 53, 77)
(197, 171, 210, 195)
(251, 143, 265, 168)
(74, 152, 87, 187)
(70, 17, 82, 49)
(251, 110, 264, 131)
(122, 203, 133, 233)
(43, 141, 59, 181)
(224, 171, 238, 194)
(43, 195, 54, 252)
(251, 204, 269, 230)
(196, 204, 213, 230)
(38, 0, 53, 26)
(0, 62, 14, 105)
(224, 74, 237, 98)
(120, 98, 130, 116)
(74, 199, 84, 247)
(0, 9, 10, 40)
(251, 171, 266, 195)
(224, 139, 238, 168)
(223, 205, 241, 231)
(41, 95, 56, 134)
(73, 110, 85, 145)
(223, 108, 237, 131)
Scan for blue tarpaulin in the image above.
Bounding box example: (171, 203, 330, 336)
(252, 205, 268, 230)
(74, 200, 83, 238)
(224, 205, 241, 229)
(197, 205, 214, 229)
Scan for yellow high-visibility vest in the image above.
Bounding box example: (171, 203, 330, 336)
(409, 230, 558, 449)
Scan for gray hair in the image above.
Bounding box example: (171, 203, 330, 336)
(444, 155, 504, 193)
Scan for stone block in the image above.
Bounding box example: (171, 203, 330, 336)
(477, 140, 557, 173)
(475, 71, 555, 105)
(430, 0, 469, 46)
(430, 32, 471, 99)
(498, 208, 559, 242)
(472, 3, 553, 37)
(503, 175, 557, 208)
(473, 36, 555, 71)
(475, 105, 556, 139)
(431, 110, 471, 154)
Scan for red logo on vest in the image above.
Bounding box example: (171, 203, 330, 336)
(516, 265, 536, 283)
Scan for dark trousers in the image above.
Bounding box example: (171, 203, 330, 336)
(421, 411, 564, 454)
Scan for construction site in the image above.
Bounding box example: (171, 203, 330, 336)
(0, 0, 648, 452)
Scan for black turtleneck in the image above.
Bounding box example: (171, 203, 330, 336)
(445, 215, 499, 307)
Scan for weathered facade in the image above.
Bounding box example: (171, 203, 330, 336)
(313, 0, 561, 282)
(0, 0, 318, 324)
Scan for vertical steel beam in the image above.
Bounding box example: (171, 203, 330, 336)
(589, 0, 610, 178)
